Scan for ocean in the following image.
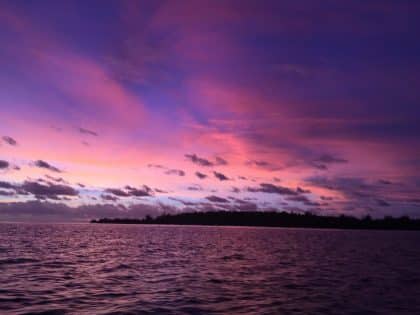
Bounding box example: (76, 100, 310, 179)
(1, 223, 420, 314)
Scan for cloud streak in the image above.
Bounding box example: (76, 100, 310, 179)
(213, 171, 229, 181)
(0, 160, 10, 169)
(185, 154, 214, 167)
(78, 127, 98, 137)
(165, 169, 186, 176)
(247, 183, 299, 195)
(34, 160, 62, 173)
(105, 185, 153, 198)
(2, 136, 17, 146)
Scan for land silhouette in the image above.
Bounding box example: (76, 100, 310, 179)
(91, 211, 420, 231)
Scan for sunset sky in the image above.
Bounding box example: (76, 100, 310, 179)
(1, 1, 419, 221)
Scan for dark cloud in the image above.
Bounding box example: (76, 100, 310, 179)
(231, 187, 240, 193)
(184, 155, 227, 167)
(106, 185, 153, 197)
(154, 188, 168, 193)
(101, 194, 118, 201)
(45, 175, 67, 184)
(304, 176, 420, 215)
(0, 201, 175, 222)
(105, 188, 130, 197)
(286, 195, 320, 207)
(0, 181, 15, 189)
(125, 185, 153, 197)
(0, 160, 10, 169)
(213, 171, 229, 181)
(148, 164, 185, 176)
(297, 187, 311, 194)
(376, 199, 390, 207)
(215, 156, 228, 165)
(379, 179, 393, 185)
(34, 160, 62, 173)
(165, 169, 185, 176)
(2, 136, 17, 146)
(312, 163, 328, 170)
(187, 185, 203, 191)
(314, 154, 348, 164)
(205, 195, 230, 203)
(228, 197, 259, 211)
(0, 201, 71, 219)
(306, 176, 368, 192)
(185, 153, 213, 167)
(246, 160, 280, 171)
(79, 127, 98, 136)
(148, 164, 165, 169)
(195, 172, 207, 179)
(247, 183, 298, 195)
(247, 160, 269, 167)
(0, 190, 15, 196)
(21, 181, 78, 198)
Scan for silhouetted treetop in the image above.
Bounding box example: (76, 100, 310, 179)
(91, 211, 420, 231)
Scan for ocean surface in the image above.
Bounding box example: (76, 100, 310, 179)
(1, 223, 420, 314)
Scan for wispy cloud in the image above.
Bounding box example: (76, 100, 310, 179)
(2, 136, 17, 146)
(105, 185, 153, 197)
(0, 160, 10, 169)
(213, 171, 229, 181)
(19, 180, 78, 200)
(34, 160, 62, 173)
(215, 156, 228, 165)
(247, 183, 299, 195)
(185, 154, 214, 167)
(206, 195, 230, 203)
(195, 172, 208, 179)
(78, 127, 98, 137)
(165, 169, 185, 176)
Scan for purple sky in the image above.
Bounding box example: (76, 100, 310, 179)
(1, 1, 420, 221)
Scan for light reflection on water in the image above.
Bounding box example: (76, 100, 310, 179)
(1, 223, 420, 314)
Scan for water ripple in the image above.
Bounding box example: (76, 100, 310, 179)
(0, 223, 420, 314)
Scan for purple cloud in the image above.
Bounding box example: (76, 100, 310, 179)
(185, 154, 214, 167)
(2, 136, 17, 146)
(213, 171, 229, 181)
(34, 160, 62, 173)
(79, 127, 98, 136)
(165, 169, 185, 176)
(206, 195, 230, 203)
(247, 183, 298, 195)
(195, 172, 208, 179)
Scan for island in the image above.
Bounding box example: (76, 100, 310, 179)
(91, 211, 420, 231)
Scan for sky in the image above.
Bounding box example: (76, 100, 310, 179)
(1, 0, 420, 221)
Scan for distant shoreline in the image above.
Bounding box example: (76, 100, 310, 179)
(91, 211, 420, 231)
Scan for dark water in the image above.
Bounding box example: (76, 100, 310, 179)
(1, 224, 420, 314)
